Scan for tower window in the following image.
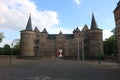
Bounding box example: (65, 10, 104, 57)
(36, 40, 39, 44)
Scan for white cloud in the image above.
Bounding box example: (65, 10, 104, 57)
(103, 30, 113, 40)
(73, 0, 80, 5)
(33, 11, 59, 30)
(0, 0, 59, 31)
(0, 0, 60, 47)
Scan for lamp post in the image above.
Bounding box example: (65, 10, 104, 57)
(98, 42, 100, 64)
(78, 37, 80, 61)
(10, 39, 19, 64)
(10, 42, 13, 64)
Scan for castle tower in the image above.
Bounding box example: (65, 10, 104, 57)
(113, 0, 120, 62)
(87, 13, 104, 59)
(82, 24, 89, 58)
(73, 27, 82, 58)
(20, 15, 36, 56)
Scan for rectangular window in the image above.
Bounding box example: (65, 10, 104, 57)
(35, 40, 39, 44)
(36, 40, 39, 44)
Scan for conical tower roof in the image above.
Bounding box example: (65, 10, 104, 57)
(90, 13, 99, 30)
(26, 14, 33, 31)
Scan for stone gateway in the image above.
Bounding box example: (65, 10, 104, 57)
(20, 14, 104, 59)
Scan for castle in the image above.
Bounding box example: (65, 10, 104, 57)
(20, 14, 104, 59)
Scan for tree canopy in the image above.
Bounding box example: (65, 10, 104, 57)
(3, 44, 11, 55)
(0, 39, 20, 55)
(103, 28, 117, 56)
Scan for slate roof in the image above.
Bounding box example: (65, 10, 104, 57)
(64, 34, 74, 39)
(26, 15, 33, 31)
(90, 13, 99, 30)
(48, 34, 56, 39)
(48, 34, 74, 39)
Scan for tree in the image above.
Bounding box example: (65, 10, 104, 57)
(103, 28, 117, 56)
(12, 39, 20, 55)
(0, 47, 4, 55)
(3, 44, 11, 55)
(0, 32, 4, 43)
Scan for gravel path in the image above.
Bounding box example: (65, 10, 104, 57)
(0, 59, 120, 80)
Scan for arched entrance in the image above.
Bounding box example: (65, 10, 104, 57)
(57, 43, 65, 58)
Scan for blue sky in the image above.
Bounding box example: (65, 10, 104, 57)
(33, 0, 116, 28)
(0, 0, 119, 47)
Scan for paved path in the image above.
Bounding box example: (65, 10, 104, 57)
(0, 59, 120, 80)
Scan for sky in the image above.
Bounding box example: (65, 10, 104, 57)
(0, 0, 119, 47)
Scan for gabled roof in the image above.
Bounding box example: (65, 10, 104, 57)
(76, 27, 80, 32)
(82, 24, 89, 31)
(73, 27, 80, 33)
(25, 15, 33, 31)
(90, 13, 99, 30)
(59, 30, 63, 34)
(42, 28, 48, 33)
(34, 26, 40, 33)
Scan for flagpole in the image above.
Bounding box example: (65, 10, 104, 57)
(98, 42, 101, 64)
(10, 39, 20, 64)
(10, 42, 13, 64)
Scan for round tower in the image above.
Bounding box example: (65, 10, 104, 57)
(20, 15, 36, 56)
(87, 14, 104, 59)
(88, 30, 104, 58)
